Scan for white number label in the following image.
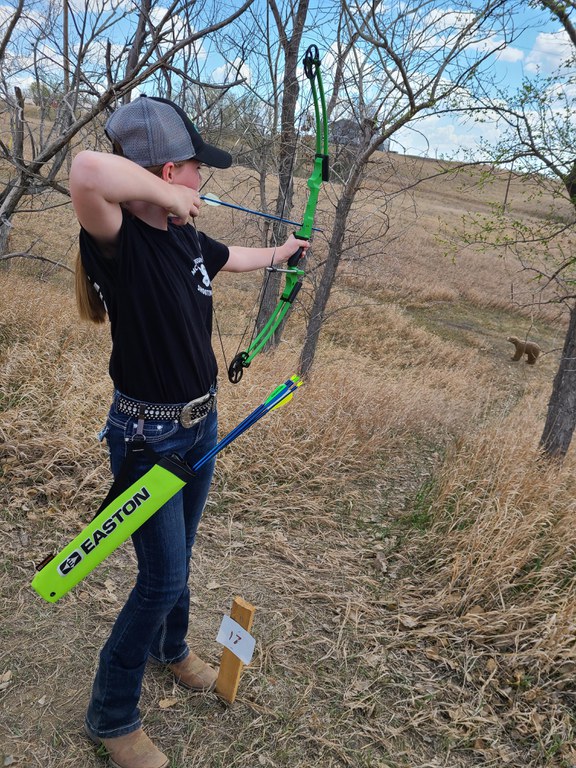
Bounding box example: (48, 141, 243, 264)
(216, 615, 255, 664)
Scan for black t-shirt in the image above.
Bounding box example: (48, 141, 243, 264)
(80, 212, 229, 403)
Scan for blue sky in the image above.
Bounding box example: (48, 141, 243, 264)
(390, 6, 576, 159)
(2, 0, 574, 162)
(203, 2, 576, 162)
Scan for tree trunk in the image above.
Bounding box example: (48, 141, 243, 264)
(299, 187, 354, 377)
(0, 182, 26, 257)
(539, 302, 576, 458)
(124, 0, 151, 104)
(1, 87, 32, 257)
(255, 0, 309, 346)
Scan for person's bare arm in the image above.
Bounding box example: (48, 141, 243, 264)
(224, 234, 309, 272)
(69, 151, 200, 243)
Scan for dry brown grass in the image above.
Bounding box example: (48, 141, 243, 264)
(1, 155, 574, 768)
(392, 405, 576, 767)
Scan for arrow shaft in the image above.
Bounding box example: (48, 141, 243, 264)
(200, 196, 321, 232)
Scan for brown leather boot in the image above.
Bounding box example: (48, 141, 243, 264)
(85, 724, 168, 768)
(168, 652, 218, 691)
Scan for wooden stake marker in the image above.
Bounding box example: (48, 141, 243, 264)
(215, 596, 256, 704)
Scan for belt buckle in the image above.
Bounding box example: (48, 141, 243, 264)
(180, 392, 212, 428)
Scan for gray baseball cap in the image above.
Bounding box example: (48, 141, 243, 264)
(105, 95, 232, 169)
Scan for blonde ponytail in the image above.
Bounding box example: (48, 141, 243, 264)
(75, 251, 106, 323)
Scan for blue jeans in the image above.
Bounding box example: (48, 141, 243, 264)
(85, 394, 218, 738)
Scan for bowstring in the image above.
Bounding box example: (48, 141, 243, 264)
(201, 70, 313, 376)
(189, 196, 233, 377)
(200, 114, 265, 374)
(229, 75, 314, 362)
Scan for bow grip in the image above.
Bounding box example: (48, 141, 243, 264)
(288, 238, 309, 269)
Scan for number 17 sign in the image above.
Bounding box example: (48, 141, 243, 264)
(216, 614, 256, 665)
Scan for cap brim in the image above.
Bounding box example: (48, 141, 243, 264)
(195, 143, 232, 169)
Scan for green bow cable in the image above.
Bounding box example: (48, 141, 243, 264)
(228, 44, 329, 384)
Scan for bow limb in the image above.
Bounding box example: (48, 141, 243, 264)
(291, 44, 330, 257)
(227, 268, 304, 383)
(228, 44, 329, 385)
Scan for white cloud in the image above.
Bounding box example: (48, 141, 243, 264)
(392, 111, 502, 160)
(211, 58, 250, 86)
(424, 8, 476, 34)
(525, 29, 573, 73)
(0, 3, 44, 34)
(67, 0, 121, 12)
(497, 46, 524, 63)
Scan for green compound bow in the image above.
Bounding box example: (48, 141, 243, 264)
(228, 44, 329, 384)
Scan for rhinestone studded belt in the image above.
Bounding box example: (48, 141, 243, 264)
(115, 390, 216, 428)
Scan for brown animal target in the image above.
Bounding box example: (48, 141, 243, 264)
(507, 336, 541, 365)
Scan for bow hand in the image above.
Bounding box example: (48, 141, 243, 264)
(283, 234, 310, 269)
(287, 239, 308, 268)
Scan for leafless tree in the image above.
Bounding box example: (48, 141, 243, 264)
(251, 0, 313, 339)
(453, 1, 576, 457)
(297, 0, 521, 376)
(0, 0, 253, 255)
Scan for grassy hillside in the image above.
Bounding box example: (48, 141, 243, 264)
(1, 154, 575, 768)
